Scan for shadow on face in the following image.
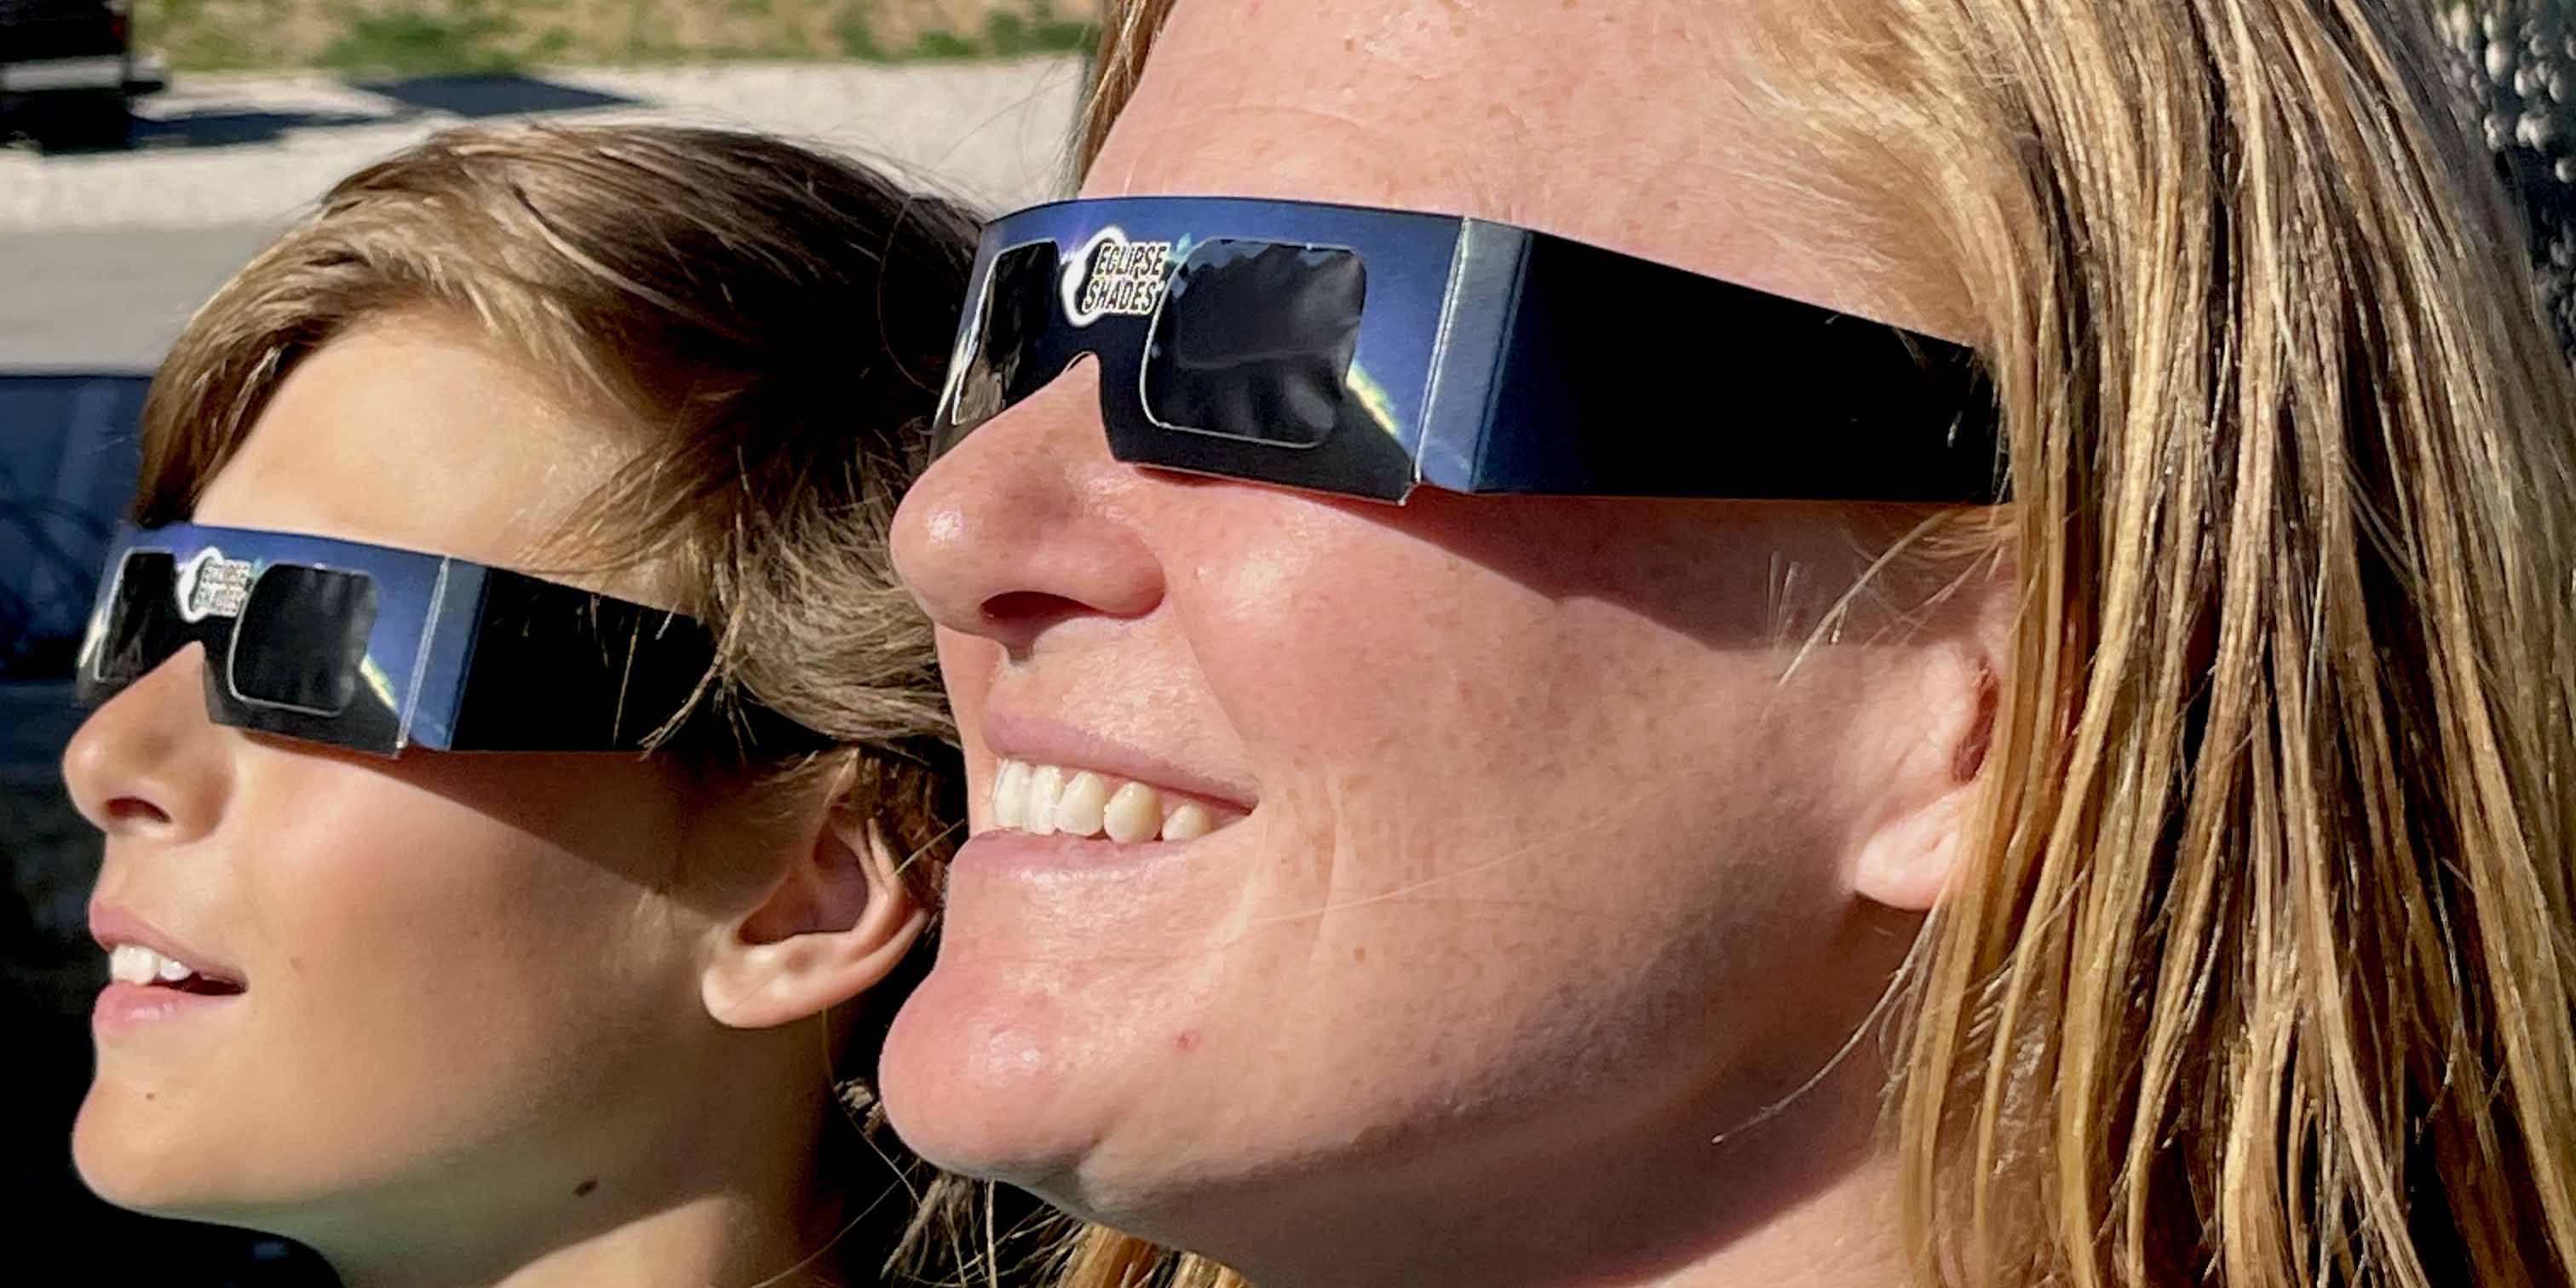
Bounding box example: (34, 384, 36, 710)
(880, 8, 2002, 1280)
(60, 316, 791, 1252)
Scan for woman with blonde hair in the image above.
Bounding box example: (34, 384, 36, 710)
(63, 123, 986, 1286)
(877, 1, 2576, 1285)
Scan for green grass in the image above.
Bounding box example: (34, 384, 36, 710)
(138, 0, 307, 72)
(983, 3, 1091, 58)
(907, 28, 978, 60)
(317, 2, 524, 77)
(877, 3, 1093, 62)
(136, 0, 1095, 73)
(836, 2, 1091, 64)
(831, 3, 886, 60)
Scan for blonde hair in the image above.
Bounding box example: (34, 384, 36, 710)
(133, 121, 981, 1281)
(1057, 1, 2576, 1285)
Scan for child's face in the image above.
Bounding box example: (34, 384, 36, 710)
(63, 317, 773, 1238)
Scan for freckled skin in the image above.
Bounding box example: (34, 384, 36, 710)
(883, 3, 1996, 1285)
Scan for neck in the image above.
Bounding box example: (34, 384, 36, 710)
(323, 1187, 849, 1288)
(281, 1033, 871, 1288)
(1181, 1054, 1910, 1288)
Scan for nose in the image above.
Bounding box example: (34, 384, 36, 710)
(61, 644, 234, 846)
(893, 361, 1168, 655)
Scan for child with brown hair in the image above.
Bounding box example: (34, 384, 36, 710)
(61, 122, 980, 1287)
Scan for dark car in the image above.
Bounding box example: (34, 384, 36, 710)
(0, 0, 164, 152)
(0, 371, 337, 1284)
(2, 370, 147, 999)
(3, 371, 139, 1268)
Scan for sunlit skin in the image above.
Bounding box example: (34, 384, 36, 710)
(64, 314, 925, 1288)
(882, 3, 2008, 1287)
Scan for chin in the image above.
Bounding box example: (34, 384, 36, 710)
(72, 1075, 325, 1231)
(879, 956, 1318, 1245)
(72, 1084, 230, 1219)
(877, 958, 1130, 1192)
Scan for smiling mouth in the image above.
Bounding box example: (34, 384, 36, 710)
(988, 758, 1245, 843)
(105, 944, 246, 997)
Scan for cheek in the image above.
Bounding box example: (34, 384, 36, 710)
(1193, 535, 1865, 1038)
(891, 499, 1889, 1198)
(1187, 505, 1849, 900)
(79, 753, 710, 1216)
(250, 751, 693, 1017)
(257, 782, 676, 1047)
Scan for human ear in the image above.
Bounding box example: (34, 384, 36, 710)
(1849, 574, 2007, 915)
(700, 808, 929, 1031)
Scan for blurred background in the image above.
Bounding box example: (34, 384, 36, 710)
(0, 3, 1084, 1279)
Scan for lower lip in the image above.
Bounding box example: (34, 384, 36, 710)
(93, 981, 243, 1036)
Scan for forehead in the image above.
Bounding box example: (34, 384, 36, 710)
(1084, 0, 1877, 323)
(189, 313, 641, 594)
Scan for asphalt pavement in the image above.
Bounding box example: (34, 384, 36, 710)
(0, 223, 280, 369)
(0, 56, 1084, 370)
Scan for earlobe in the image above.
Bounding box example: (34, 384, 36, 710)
(1851, 783, 1972, 914)
(701, 812, 930, 1031)
(1850, 648, 1998, 915)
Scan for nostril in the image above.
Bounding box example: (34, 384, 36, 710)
(105, 797, 171, 827)
(981, 589, 1093, 628)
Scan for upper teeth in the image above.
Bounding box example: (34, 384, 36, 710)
(108, 943, 206, 986)
(990, 759, 1221, 842)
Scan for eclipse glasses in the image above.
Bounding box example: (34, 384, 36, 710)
(934, 195, 2004, 503)
(76, 521, 823, 757)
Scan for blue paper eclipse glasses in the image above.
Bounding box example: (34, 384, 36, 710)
(934, 195, 2004, 504)
(76, 521, 825, 757)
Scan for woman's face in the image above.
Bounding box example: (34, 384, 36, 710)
(884, 0, 1991, 1253)
(65, 319, 774, 1239)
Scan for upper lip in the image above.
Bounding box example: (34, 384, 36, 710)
(980, 711, 1260, 813)
(89, 904, 246, 986)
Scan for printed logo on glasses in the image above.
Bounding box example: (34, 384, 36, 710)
(173, 548, 254, 624)
(1063, 226, 1175, 326)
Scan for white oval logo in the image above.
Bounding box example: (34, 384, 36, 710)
(1061, 225, 1174, 328)
(173, 547, 253, 624)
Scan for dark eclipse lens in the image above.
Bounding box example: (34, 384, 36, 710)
(227, 564, 377, 714)
(950, 240, 1067, 434)
(93, 551, 181, 688)
(1141, 239, 1366, 446)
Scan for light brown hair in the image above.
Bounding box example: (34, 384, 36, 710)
(133, 120, 980, 1279)
(1059, 2, 2576, 1285)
